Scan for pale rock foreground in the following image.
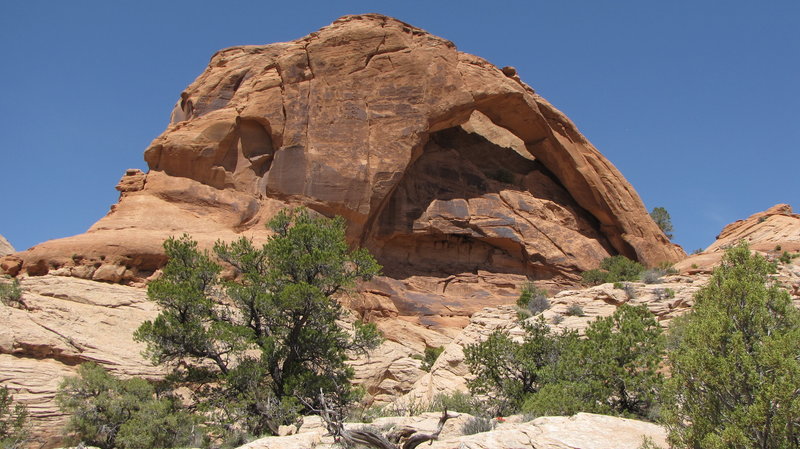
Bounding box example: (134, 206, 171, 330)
(240, 412, 667, 449)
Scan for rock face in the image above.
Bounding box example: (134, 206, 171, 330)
(0, 234, 13, 256)
(239, 412, 668, 449)
(0, 276, 161, 447)
(676, 204, 800, 272)
(5, 13, 682, 286)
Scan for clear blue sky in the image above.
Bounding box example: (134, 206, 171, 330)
(1, 1, 797, 255)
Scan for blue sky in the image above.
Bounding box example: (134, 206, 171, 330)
(1, 1, 797, 255)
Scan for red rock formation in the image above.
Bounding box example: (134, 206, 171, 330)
(676, 204, 800, 272)
(4, 14, 683, 287)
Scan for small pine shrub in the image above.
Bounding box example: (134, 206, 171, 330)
(581, 269, 608, 285)
(0, 278, 23, 308)
(56, 363, 200, 449)
(461, 416, 493, 435)
(565, 304, 585, 317)
(692, 248, 704, 255)
(419, 346, 444, 372)
(582, 256, 645, 285)
(775, 244, 782, 251)
(0, 386, 28, 449)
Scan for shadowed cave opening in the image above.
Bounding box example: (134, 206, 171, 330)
(367, 123, 615, 281)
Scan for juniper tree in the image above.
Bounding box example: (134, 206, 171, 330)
(134, 208, 382, 437)
(662, 242, 800, 448)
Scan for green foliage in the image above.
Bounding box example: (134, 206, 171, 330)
(778, 250, 798, 264)
(650, 207, 674, 240)
(134, 208, 382, 436)
(523, 305, 664, 420)
(56, 363, 198, 449)
(653, 287, 675, 301)
(0, 278, 22, 308)
(516, 283, 550, 316)
(418, 346, 444, 372)
(466, 306, 664, 420)
(581, 269, 608, 285)
(0, 386, 28, 449)
(581, 255, 645, 285)
(464, 317, 560, 414)
(662, 242, 800, 448)
(565, 304, 584, 317)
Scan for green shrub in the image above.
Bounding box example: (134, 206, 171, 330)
(56, 363, 199, 449)
(565, 304, 584, 317)
(0, 386, 28, 449)
(464, 318, 560, 414)
(0, 278, 22, 308)
(662, 242, 800, 448)
(524, 305, 664, 420)
(461, 416, 493, 435)
(419, 346, 444, 372)
(581, 269, 608, 285)
(582, 256, 645, 285)
(466, 305, 663, 419)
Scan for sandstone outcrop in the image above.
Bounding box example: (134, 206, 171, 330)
(239, 412, 668, 449)
(5, 13, 682, 287)
(0, 276, 162, 447)
(0, 234, 13, 256)
(676, 204, 800, 272)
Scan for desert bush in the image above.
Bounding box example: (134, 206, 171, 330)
(565, 304, 584, 317)
(419, 346, 444, 372)
(56, 363, 199, 449)
(551, 315, 564, 325)
(461, 416, 493, 435)
(662, 242, 800, 448)
(641, 268, 665, 284)
(621, 282, 637, 299)
(582, 256, 645, 285)
(0, 278, 22, 308)
(516, 283, 550, 316)
(0, 386, 28, 449)
(464, 317, 560, 414)
(428, 391, 480, 415)
(523, 305, 664, 419)
(653, 287, 675, 301)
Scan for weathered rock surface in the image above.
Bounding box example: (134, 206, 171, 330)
(6, 13, 682, 287)
(0, 234, 14, 256)
(240, 412, 668, 449)
(677, 204, 800, 272)
(0, 276, 161, 447)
